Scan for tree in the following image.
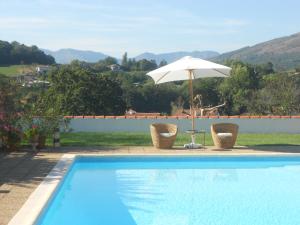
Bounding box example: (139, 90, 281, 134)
(258, 74, 300, 115)
(255, 62, 274, 75)
(39, 65, 126, 115)
(218, 61, 261, 115)
(159, 60, 167, 67)
(121, 52, 128, 68)
(103, 57, 118, 66)
(189, 78, 223, 107)
(127, 58, 136, 71)
(0, 74, 24, 119)
(0, 41, 12, 64)
(136, 59, 157, 71)
(129, 83, 179, 114)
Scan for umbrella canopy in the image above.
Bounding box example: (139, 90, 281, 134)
(147, 56, 231, 84)
(146, 56, 231, 148)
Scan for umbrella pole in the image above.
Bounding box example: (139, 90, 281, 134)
(188, 70, 195, 131)
(188, 70, 197, 146)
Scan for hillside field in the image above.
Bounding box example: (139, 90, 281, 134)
(0, 65, 36, 76)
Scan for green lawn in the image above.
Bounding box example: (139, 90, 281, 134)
(0, 65, 34, 76)
(50, 132, 300, 147)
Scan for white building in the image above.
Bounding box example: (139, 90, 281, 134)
(36, 66, 50, 74)
(109, 64, 121, 71)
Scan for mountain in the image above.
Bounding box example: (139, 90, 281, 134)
(134, 51, 220, 63)
(43, 49, 220, 65)
(42, 32, 300, 69)
(214, 32, 300, 70)
(42, 49, 109, 64)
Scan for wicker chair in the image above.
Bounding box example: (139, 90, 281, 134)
(150, 123, 178, 149)
(211, 123, 239, 149)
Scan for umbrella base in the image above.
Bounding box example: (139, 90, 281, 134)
(183, 132, 202, 149)
(184, 143, 202, 149)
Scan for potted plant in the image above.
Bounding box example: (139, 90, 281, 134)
(37, 133, 47, 149)
(35, 120, 49, 149)
(24, 125, 39, 151)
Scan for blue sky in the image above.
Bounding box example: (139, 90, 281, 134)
(0, 0, 299, 57)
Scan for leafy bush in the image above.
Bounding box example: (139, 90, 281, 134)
(0, 125, 22, 151)
(0, 74, 23, 151)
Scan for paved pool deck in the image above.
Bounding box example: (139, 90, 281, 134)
(1, 145, 300, 225)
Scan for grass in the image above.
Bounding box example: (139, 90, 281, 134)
(0, 65, 35, 76)
(51, 132, 300, 147)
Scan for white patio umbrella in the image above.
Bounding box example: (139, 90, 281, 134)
(146, 56, 231, 148)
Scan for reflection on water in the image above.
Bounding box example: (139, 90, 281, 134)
(212, 169, 238, 182)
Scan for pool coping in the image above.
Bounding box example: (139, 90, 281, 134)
(7, 154, 75, 225)
(7, 152, 300, 225)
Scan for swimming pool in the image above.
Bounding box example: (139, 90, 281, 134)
(35, 156, 300, 225)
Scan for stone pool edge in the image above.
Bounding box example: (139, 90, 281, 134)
(8, 154, 76, 225)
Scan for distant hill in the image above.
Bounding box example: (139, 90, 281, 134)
(0, 40, 55, 65)
(43, 49, 109, 64)
(134, 51, 220, 63)
(41, 32, 300, 69)
(43, 49, 220, 65)
(214, 32, 300, 70)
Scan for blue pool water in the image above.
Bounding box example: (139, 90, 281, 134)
(36, 156, 300, 225)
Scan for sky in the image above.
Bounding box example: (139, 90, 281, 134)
(0, 0, 300, 57)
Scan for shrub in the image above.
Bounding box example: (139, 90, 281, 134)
(0, 125, 22, 151)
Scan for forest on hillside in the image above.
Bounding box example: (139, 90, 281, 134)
(0, 40, 55, 65)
